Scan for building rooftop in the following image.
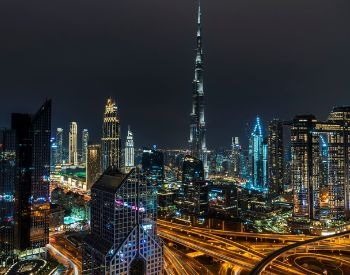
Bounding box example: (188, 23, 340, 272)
(91, 166, 133, 193)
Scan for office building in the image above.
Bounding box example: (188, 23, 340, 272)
(267, 119, 284, 197)
(291, 115, 320, 220)
(82, 167, 163, 274)
(102, 98, 121, 171)
(142, 147, 164, 187)
(56, 128, 63, 164)
(0, 129, 16, 263)
(69, 122, 78, 165)
(188, 2, 208, 178)
(86, 144, 102, 191)
(124, 126, 134, 169)
(82, 129, 89, 164)
(12, 100, 51, 252)
(231, 137, 241, 178)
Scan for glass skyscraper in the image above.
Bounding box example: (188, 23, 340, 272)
(86, 144, 102, 191)
(124, 126, 134, 169)
(11, 100, 51, 251)
(82, 167, 163, 274)
(69, 122, 78, 165)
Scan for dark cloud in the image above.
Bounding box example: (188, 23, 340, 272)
(0, 0, 349, 148)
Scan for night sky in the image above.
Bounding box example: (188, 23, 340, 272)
(1, 0, 350, 149)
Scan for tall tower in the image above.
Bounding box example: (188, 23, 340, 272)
(267, 119, 284, 197)
(188, 1, 208, 178)
(248, 117, 265, 188)
(101, 98, 121, 171)
(124, 126, 135, 168)
(81, 129, 89, 164)
(69, 122, 78, 165)
(56, 128, 63, 164)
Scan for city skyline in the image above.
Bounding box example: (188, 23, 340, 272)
(1, 0, 349, 148)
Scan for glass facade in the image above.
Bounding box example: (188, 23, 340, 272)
(82, 168, 163, 274)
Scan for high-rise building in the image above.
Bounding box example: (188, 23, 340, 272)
(102, 98, 121, 171)
(315, 106, 350, 220)
(231, 137, 241, 178)
(12, 100, 51, 251)
(267, 119, 284, 197)
(81, 129, 89, 164)
(50, 137, 58, 167)
(86, 144, 102, 191)
(248, 117, 265, 188)
(142, 147, 164, 187)
(124, 126, 134, 169)
(82, 167, 163, 274)
(180, 155, 210, 217)
(188, 2, 208, 178)
(56, 128, 63, 164)
(69, 122, 78, 165)
(291, 115, 320, 220)
(0, 129, 16, 263)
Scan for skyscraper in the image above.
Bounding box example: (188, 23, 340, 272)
(102, 98, 121, 171)
(12, 100, 51, 251)
(81, 129, 89, 164)
(124, 126, 135, 169)
(86, 144, 102, 191)
(291, 115, 320, 220)
(82, 167, 163, 274)
(69, 122, 78, 165)
(56, 128, 63, 164)
(231, 137, 241, 178)
(142, 146, 164, 187)
(315, 106, 350, 220)
(267, 119, 284, 197)
(0, 129, 16, 263)
(188, 2, 208, 178)
(248, 117, 265, 188)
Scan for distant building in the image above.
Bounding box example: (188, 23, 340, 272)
(267, 119, 284, 197)
(142, 147, 164, 187)
(86, 144, 102, 191)
(102, 98, 121, 171)
(11, 100, 51, 252)
(231, 137, 241, 178)
(248, 117, 265, 188)
(81, 129, 89, 164)
(56, 128, 64, 164)
(69, 122, 78, 165)
(82, 168, 163, 274)
(124, 126, 135, 169)
(180, 155, 210, 217)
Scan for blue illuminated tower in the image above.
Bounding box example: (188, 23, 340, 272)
(188, 1, 208, 178)
(248, 117, 265, 188)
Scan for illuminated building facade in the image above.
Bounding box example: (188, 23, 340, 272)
(124, 126, 134, 169)
(188, 2, 208, 178)
(0, 129, 16, 262)
(12, 100, 51, 251)
(69, 122, 78, 165)
(291, 115, 320, 220)
(248, 117, 265, 188)
(81, 129, 89, 164)
(231, 137, 241, 178)
(102, 98, 121, 171)
(315, 106, 350, 220)
(267, 119, 284, 197)
(82, 167, 163, 274)
(86, 144, 102, 191)
(56, 128, 63, 164)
